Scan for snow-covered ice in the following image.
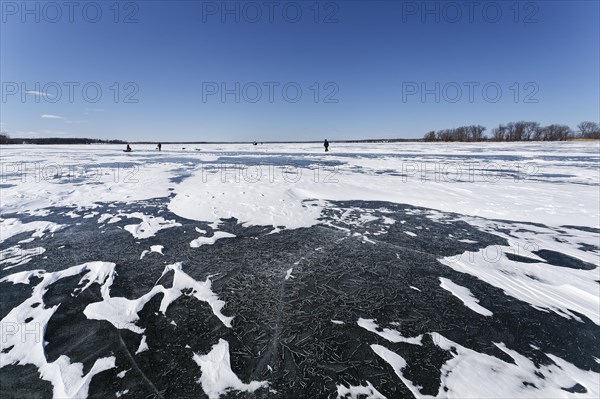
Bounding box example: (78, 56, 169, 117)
(0, 142, 598, 398)
(192, 339, 269, 399)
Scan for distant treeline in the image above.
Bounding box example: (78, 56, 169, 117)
(423, 121, 600, 142)
(0, 135, 126, 145)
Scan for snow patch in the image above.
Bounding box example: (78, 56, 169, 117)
(190, 231, 236, 248)
(337, 381, 387, 398)
(439, 277, 493, 317)
(123, 213, 181, 239)
(373, 332, 600, 398)
(135, 335, 148, 354)
(358, 318, 422, 345)
(192, 339, 268, 399)
(0, 218, 64, 243)
(0, 261, 118, 398)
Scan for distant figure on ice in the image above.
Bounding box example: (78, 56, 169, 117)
(157, 143, 162, 151)
(324, 139, 329, 152)
(124, 144, 132, 152)
(253, 141, 258, 146)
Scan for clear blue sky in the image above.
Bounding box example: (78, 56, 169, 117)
(1, 0, 598, 141)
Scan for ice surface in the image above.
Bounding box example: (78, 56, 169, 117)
(84, 262, 233, 332)
(438, 217, 600, 325)
(0, 142, 598, 398)
(1, 142, 598, 228)
(0, 262, 118, 398)
(372, 332, 600, 398)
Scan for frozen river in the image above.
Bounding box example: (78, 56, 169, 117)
(1, 142, 599, 398)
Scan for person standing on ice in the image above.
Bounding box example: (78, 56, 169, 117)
(324, 139, 330, 152)
(157, 143, 162, 151)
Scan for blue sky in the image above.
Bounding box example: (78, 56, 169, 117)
(1, 0, 598, 141)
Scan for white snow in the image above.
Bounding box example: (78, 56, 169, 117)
(135, 335, 149, 354)
(123, 213, 181, 239)
(336, 381, 387, 398)
(150, 245, 165, 255)
(84, 262, 233, 332)
(190, 231, 236, 248)
(140, 245, 164, 259)
(0, 245, 45, 270)
(0, 218, 64, 243)
(357, 318, 423, 345)
(192, 339, 269, 399)
(1, 142, 598, 398)
(438, 217, 600, 325)
(0, 261, 118, 398)
(439, 277, 493, 317)
(284, 268, 294, 280)
(116, 370, 129, 378)
(372, 332, 600, 398)
(0, 142, 598, 230)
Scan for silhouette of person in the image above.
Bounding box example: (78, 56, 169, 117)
(324, 139, 329, 152)
(157, 143, 162, 151)
(124, 144, 132, 152)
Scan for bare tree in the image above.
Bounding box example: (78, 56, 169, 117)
(423, 131, 436, 141)
(436, 129, 453, 142)
(577, 121, 600, 139)
(492, 125, 507, 141)
(540, 124, 572, 141)
(422, 122, 582, 142)
(454, 126, 468, 142)
(522, 122, 539, 140)
(470, 125, 486, 141)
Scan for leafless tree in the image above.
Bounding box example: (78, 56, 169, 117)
(423, 131, 436, 141)
(539, 124, 572, 141)
(577, 121, 600, 139)
(492, 125, 507, 141)
(522, 122, 539, 140)
(469, 125, 486, 141)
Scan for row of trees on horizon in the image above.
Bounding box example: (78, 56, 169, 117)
(2, 121, 599, 144)
(0, 134, 125, 145)
(423, 121, 600, 142)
